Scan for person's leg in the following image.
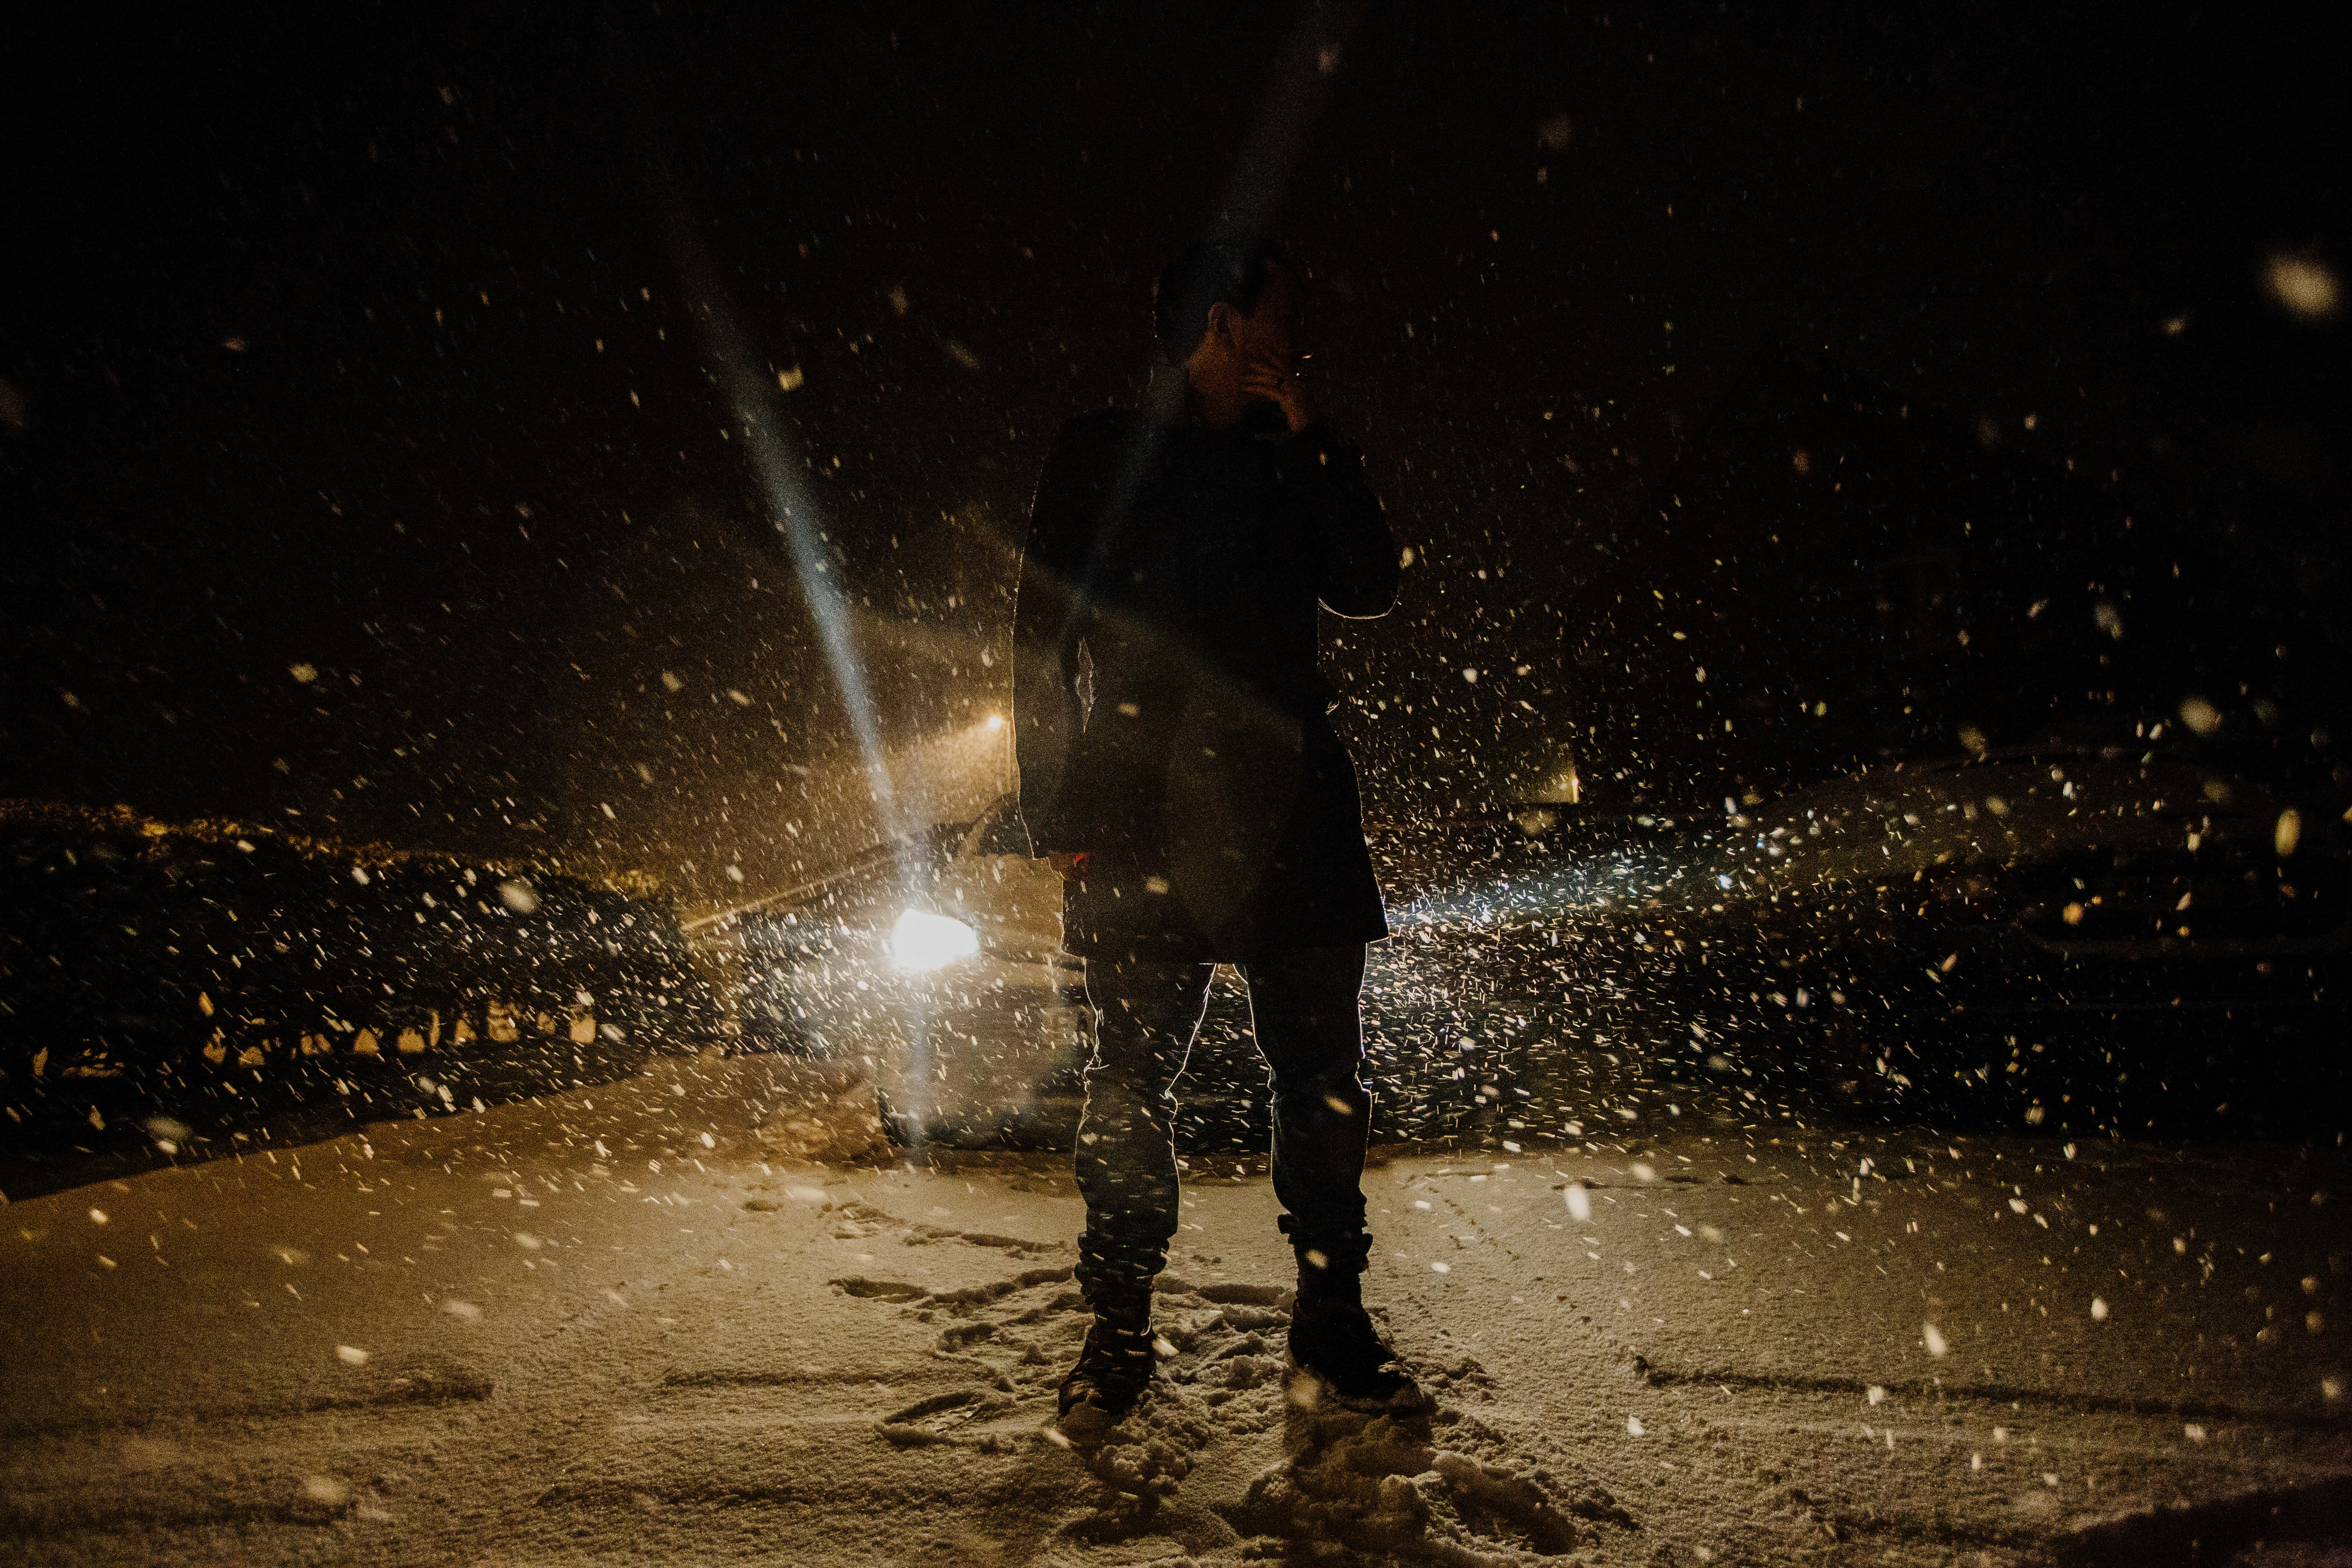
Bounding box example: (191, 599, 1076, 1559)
(1238, 945, 1372, 1254)
(1241, 944, 1417, 1406)
(1062, 952, 1215, 1419)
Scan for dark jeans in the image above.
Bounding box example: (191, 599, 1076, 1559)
(1073, 944, 1372, 1305)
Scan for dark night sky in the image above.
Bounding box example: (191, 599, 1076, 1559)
(4, 1, 2343, 903)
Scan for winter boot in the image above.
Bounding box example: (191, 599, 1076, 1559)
(1287, 1234, 1421, 1409)
(1057, 1294, 1155, 1428)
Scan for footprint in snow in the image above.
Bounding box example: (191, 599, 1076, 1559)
(1224, 1379, 1638, 1563)
(1047, 1276, 1301, 1508)
(835, 1254, 1632, 1564)
(789, 1193, 1071, 1254)
(840, 1264, 1294, 1500)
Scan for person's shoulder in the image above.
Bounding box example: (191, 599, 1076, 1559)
(1285, 419, 1364, 457)
(1270, 420, 1370, 480)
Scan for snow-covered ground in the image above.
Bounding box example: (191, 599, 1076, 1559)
(2, 1056, 2345, 1566)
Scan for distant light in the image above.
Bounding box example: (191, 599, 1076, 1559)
(893, 909, 978, 970)
(984, 713, 1005, 730)
(2264, 254, 2341, 322)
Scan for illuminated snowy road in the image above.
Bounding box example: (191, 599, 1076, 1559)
(2, 1056, 2343, 1565)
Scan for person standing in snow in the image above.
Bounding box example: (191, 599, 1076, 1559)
(1012, 237, 1417, 1426)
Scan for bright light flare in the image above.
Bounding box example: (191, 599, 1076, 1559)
(892, 909, 978, 971)
(985, 713, 1005, 730)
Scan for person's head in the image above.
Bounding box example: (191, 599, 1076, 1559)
(1153, 236, 1305, 382)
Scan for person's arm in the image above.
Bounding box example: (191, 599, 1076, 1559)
(1011, 421, 1097, 858)
(1276, 424, 1400, 618)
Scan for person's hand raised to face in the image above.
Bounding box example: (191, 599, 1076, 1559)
(1189, 260, 1317, 434)
(1237, 345, 1316, 434)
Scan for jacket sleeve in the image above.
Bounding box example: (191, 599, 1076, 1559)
(1277, 423, 1400, 618)
(1011, 421, 1097, 857)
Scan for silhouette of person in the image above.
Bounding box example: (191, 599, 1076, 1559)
(1013, 237, 1418, 1426)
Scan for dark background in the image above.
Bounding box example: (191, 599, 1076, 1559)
(5, 0, 2344, 905)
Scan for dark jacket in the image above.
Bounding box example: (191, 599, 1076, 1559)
(1013, 399, 1399, 961)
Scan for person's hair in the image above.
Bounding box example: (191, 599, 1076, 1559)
(1152, 236, 1290, 364)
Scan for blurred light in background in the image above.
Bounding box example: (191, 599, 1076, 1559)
(892, 909, 978, 971)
